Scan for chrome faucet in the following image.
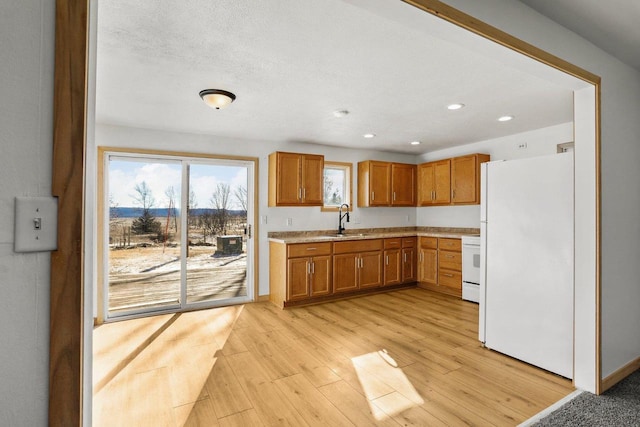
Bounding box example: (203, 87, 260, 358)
(338, 203, 350, 234)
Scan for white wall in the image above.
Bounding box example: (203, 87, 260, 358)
(0, 0, 54, 425)
(443, 0, 640, 388)
(93, 124, 418, 298)
(416, 122, 573, 228)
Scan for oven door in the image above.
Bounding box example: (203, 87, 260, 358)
(462, 243, 481, 285)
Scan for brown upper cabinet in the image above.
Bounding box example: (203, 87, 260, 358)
(417, 153, 490, 206)
(358, 161, 416, 207)
(451, 154, 490, 205)
(417, 159, 451, 206)
(268, 151, 324, 206)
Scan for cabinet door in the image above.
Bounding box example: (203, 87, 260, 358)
(333, 253, 359, 293)
(383, 249, 401, 286)
(402, 247, 417, 283)
(391, 163, 416, 206)
(301, 154, 324, 205)
(310, 255, 332, 297)
(369, 162, 391, 206)
(418, 248, 438, 285)
(433, 159, 452, 204)
(359, 251, 383, 289)
(277, 152, 303, 205)
(417, 163, 435, 206)
(287, 258, 310, 300)
(451, 155, 477, 204)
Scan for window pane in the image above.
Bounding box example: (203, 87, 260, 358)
(186, 163, 248, 303)
(324, 167, 346, 206)
(107, 158, 182, 315)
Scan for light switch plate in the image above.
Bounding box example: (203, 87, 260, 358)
(14, 196, 58, 252)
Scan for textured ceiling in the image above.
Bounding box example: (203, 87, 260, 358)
(96, 0, 574, 154)
(519, 0, 640, 71)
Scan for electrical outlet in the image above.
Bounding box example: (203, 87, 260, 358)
(517, 142, 528, 150)
(406, 215, 411, 223)
(260, 215, 267, 225)
(286, 218, 293, 226)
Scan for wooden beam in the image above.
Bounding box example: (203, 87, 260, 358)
(50, 0, 88, 425)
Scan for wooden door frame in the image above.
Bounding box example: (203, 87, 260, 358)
(50, 0, 602, 424)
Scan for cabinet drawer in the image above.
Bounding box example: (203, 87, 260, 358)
(334, 239, 383, 254)
(438, 268, 462, 288)
(420, 236, 438, 249)
(438, 238, 461, 252)
(384, 238, 402, 249)
(438, 251, 461, 270)
(402, 237, 417, 248)
(288, 242, 332, 258)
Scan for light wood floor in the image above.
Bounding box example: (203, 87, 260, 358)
(93, 288, 573, 426)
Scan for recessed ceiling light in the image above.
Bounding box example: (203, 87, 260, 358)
(363, 133, 376, 138)
(447, 103, 465, 110)
(410, 141, 421, 145)
(498, 115, 514, 122)
(333, 109, 350, 118)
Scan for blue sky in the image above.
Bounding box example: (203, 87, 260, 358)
(109, 158, 248, 210)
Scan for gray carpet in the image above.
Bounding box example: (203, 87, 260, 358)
(532, 370, 640, 426)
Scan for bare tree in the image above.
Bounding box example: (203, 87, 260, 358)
(234, 185, 247, 215)
(210, 183, 231, 235)
(164, 186, 178, 232)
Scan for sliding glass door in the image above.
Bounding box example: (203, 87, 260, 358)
(103, 152, 254, 320)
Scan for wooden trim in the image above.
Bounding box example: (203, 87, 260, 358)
(52, 0, 604, 423)
(601, 357, 640, 392)
(403, 0, 602, 396)
(97, 146, 258, 163)
(51, 0, 88, 425)
(256, 295, 270, 302)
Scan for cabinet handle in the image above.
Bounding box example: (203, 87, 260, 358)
(306, 247, 317, 251)
(371, 191, 375, 201)
(311, 261, 315, 274)
(393, 191, 396, 201)
(404, 253, 407, 263)
(452, 189, 456, 199)
(385, 255, 389, 265)
(299, 188, 302, 200)
(442, 273, 453, 277)
(303, 187, 306, 199)
(445, 254, 454, 258)
(431, 190, 435, 201)
(307, 261, 311, 274)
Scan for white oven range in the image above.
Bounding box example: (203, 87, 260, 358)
(461, 234, 481, 303)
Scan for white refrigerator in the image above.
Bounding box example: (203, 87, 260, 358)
(479, 153, 573, 379)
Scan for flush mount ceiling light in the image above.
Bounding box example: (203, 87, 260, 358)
(199, 89, 236, 109)
(498, 115, 515, 122)
(447, 103, 465, 110)
(410, 141, 421, 145)
(363, 133, 376, 138)
(333, 109, 350, 118)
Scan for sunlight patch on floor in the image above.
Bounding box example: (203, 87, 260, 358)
(352, 349, 424, 420)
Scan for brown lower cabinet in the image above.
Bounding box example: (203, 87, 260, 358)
(270, 237, 419, 308)
(417, 236, 462, 296)
(333, 239, 383, 292)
